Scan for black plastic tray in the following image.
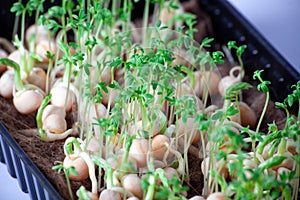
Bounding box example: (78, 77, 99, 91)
(199, 0, 299, 102)
(0, 124, 62, 200)
(0, 0, 299, 200)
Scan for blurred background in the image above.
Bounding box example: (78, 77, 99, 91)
(1, 0, 300, 199)
(228, 0, 300, 73)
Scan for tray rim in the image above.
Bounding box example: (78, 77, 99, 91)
(0, 122, 63, 200)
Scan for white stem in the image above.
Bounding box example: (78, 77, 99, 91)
(204, 104, 218, 115)
(43, 128, 73, 142)
(64, 137, 81, 156)
(110, 186, 135, 197)
(164, 142, 184, 176)
(223, 120, 256, 135)
(79, 152, 98, 194)
(229, 65, 243, 81)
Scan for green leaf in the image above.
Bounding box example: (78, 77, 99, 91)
(212, 51, 224, 64)
(0, 58, 20, 70)
(201, 37, 214, 48)
(253, 70, 263, 80)
(36, 94, 52, 139)
(257, 81, 271, 93)
(46, 19, 61, 33)
(212, 110, 224, 120)
(156, 19, 161, 28)
(65, 142, 73, 155)
(104, 129, 114, 137)
(227, 41, 237, 49)
(225, 82, 252, 99)
(83, 63, 91, 76)
(52, 164, 63, 171)
(237, 45, 247, 57)
(110, 57, 122, 68)
(77, 186, 89, 200)
(46, 51, 55, 60)
(156, 168, 169, 187)
(10, 2, 25, 16)
(57, 41, 70, 57)
(216, 150, 227, 161)
(226, 105, 239, 116)
(286, 94, 295, 107)
(69, 166, 79, 176)
(160, 25, 169, 30)
(141, 177, 150, 191)
(183, 36, 191, 49)
(96, 82, 108, 93)
(170, 160, 179, 169)
(258, 156, 286, 172)
(48, 6, 65, 18)
(268, 122, 278, 133)
(91, 155, 109, 169)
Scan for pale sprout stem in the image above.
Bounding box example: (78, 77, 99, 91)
(43, 129, 74, 142)
(79, 152, 98, 194)
(164, 142, 184, 176)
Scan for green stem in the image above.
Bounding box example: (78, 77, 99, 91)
(45, 44, 53, 94)
(267, 139, 280, 158)
(65, 169, 74, 200)
(20, 10, 26, 47)
(61, 0, 67, 44)
(293, 136, 300, 200)
(199, 128, 208, 195)
(283, 188, 292, 200)
(235, 97, 241, 125)
(183, 123, 190, 182)
(36, 94, 52, 140)
(278, 138, 287, 155)
(256, 91, 269, 133)
(87, 0, 91, 22)
(223, 99, 231, 112)
(256, 132, 282, 155)
(64, 137, 83, 155)
(27, 35, 35, 74)
(12, 0, 22, 40)
(298, 99, 300, 120)
(20, 10, 28, 74)
(144, 173, 157, 200)
(33, 0, 44, 45)
(95, 20, 103, 39)
(106, 167, 113, 189)
(238, 56, 244, 80)
(0, 58, 24, 91)
(112, 0, 117, 25)
(142, 0, 150, 47)
(284, 107, 290, 129)
(122, 0, 129, 31)
(63, 62, 72, 112)
(121, 136, 133, 173)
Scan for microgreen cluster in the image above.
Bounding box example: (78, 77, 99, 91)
(0, 0, 298, 200)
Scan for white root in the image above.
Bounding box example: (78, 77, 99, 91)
(229, 66, 244, 81)
(42, 128, 74, 142)
(203, 104, 218, 116)
(164, 141, 185, 176)
(223, 120, 256, 135)
(79, 151, 98, 194)
(109, 186, 135, 197)
(90, 102, 101, 139)
(63, 137, 98, 194)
